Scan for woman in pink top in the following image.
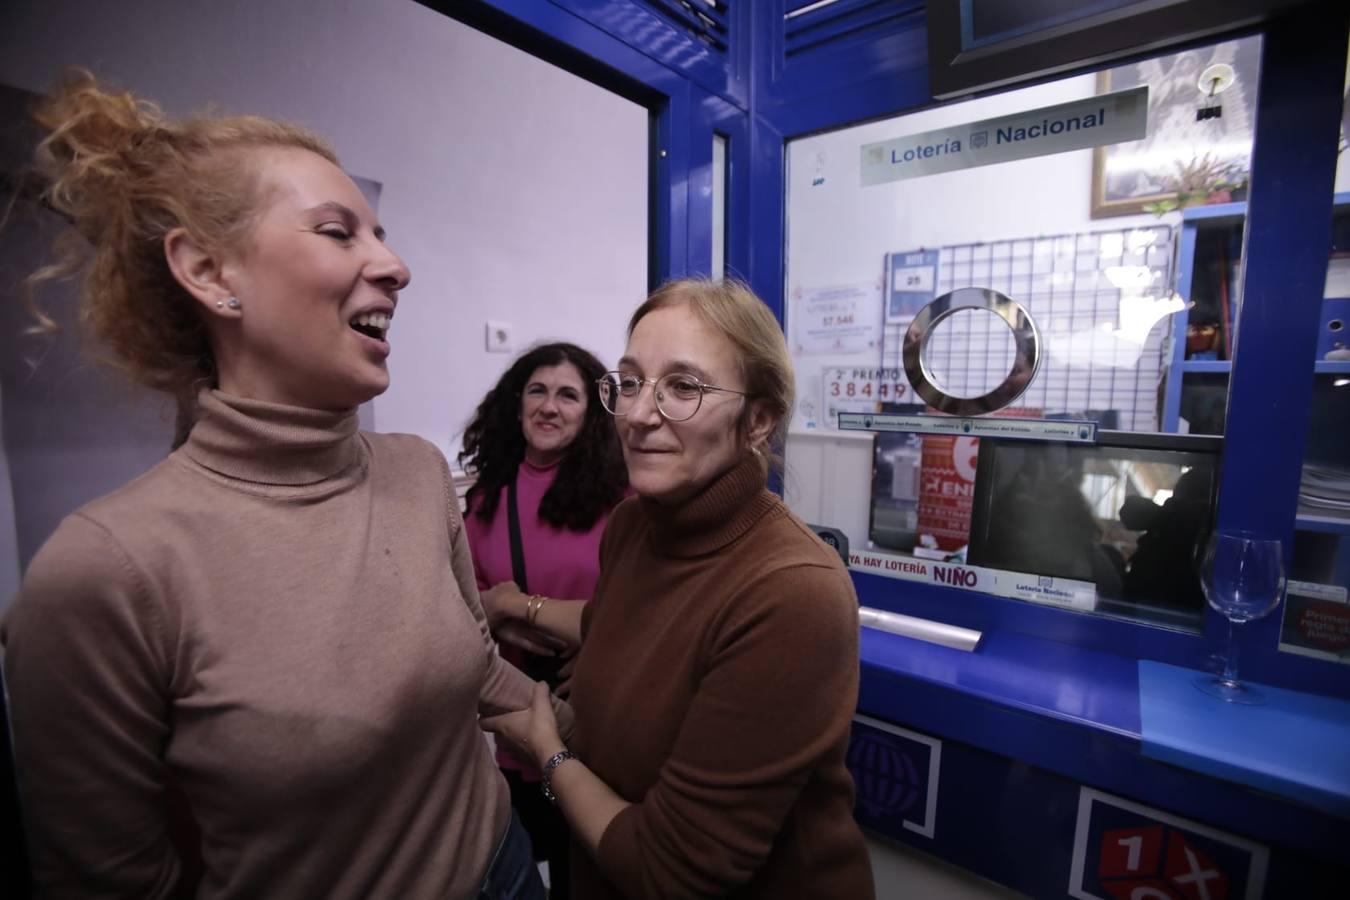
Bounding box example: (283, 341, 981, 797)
(460, 341, 628, 898)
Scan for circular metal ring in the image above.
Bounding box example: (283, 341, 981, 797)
(902, 287, 1041, 416)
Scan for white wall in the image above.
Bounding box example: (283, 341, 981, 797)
(0, 0, 648, 468)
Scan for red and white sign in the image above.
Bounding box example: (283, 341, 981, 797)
(1070, 788, 1268, 900)
(915, 407, 1041, 552)
(1280, 580, 1350, 664)
(916, 434, 980, 551)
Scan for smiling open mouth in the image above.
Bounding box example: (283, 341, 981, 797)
(350, 312, 390, 342)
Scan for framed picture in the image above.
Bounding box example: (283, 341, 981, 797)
(1091, 36, 1261, 218)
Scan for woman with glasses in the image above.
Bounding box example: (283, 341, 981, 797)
(459, 342, 628, 898)
(483, 279, 875, 899)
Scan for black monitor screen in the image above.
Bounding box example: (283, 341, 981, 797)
(966, 0, 1138, 49)
(966, 436, 1219, 612)
(868, 404, 927, 554)
(927, 0, 1297, 99)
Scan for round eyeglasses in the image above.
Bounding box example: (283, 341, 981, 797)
(596, 371, 749, 423)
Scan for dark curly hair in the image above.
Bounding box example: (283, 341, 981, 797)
(459, 342, 627, 531)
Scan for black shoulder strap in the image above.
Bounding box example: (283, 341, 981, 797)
(507, 475, 529, 594)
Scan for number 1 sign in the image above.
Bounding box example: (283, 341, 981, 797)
(1069, 788, 1268, 900)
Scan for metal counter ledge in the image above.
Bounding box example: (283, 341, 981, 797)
(856, 619, 1350, 862)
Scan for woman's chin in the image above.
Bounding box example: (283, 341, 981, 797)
(351, 364, 391, 400)
(628, 471, 681, 504)
(317, 373, 388, 411)
(525, 445, 566, 466)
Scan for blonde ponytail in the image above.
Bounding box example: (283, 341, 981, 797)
(23, 69, 337, 395)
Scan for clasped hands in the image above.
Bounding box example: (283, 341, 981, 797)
(479, 582, 570, 765)
(481, 681, 566, 772)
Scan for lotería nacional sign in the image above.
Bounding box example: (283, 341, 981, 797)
(860, 86, 1148, 186)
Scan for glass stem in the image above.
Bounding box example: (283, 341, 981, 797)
(1221, 619, 1240, 686)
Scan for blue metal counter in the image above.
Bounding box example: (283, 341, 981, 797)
(851, 627, 1350, 898)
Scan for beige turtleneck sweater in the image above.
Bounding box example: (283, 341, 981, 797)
(2, 390, 570, 899)
(569, 455, 874, 900)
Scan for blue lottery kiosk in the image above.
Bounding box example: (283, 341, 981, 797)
(433, 2, 1350, 897)
(5, 1, 1349, 897)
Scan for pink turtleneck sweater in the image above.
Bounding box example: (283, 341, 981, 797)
(2, 390, 570, 899)
(464, 458, 610, 609)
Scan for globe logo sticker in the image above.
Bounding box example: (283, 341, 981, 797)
(849, 732, 921, 817)
(847, 716, 941, 838)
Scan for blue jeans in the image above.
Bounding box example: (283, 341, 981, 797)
(479, 810, 548, 900)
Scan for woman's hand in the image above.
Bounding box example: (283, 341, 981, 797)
(480, 581, 526, 628)
(481, 582, 567, 655)
(497, 621, 566, 656)
(486, 681, 630, 855)
(481, 681, 565, 770)
(554, 655, 578, 699)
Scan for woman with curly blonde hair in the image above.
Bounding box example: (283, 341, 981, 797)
(1, 71, 563, 899)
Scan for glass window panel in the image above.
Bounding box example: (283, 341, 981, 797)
(784, 35, 1264, 628)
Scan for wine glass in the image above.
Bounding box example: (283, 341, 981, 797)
(1190, 525, 1226, 675)
(1195, 530, 1285, 703)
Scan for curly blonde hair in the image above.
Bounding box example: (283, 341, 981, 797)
(24, 69, 337, 396)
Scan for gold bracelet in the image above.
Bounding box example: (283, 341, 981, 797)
(526, 594, 546, 626)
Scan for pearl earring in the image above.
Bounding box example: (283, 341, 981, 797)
(215, 300, 224, 309)
(226, 296, 241, 310)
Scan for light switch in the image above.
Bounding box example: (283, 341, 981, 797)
(486, 320, 514, 353)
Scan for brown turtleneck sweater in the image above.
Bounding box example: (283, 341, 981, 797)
(2, 390, 571, 899)
(568, 456, 874, 900)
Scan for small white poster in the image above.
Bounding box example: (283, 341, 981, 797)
(791, 281, 883, 356)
